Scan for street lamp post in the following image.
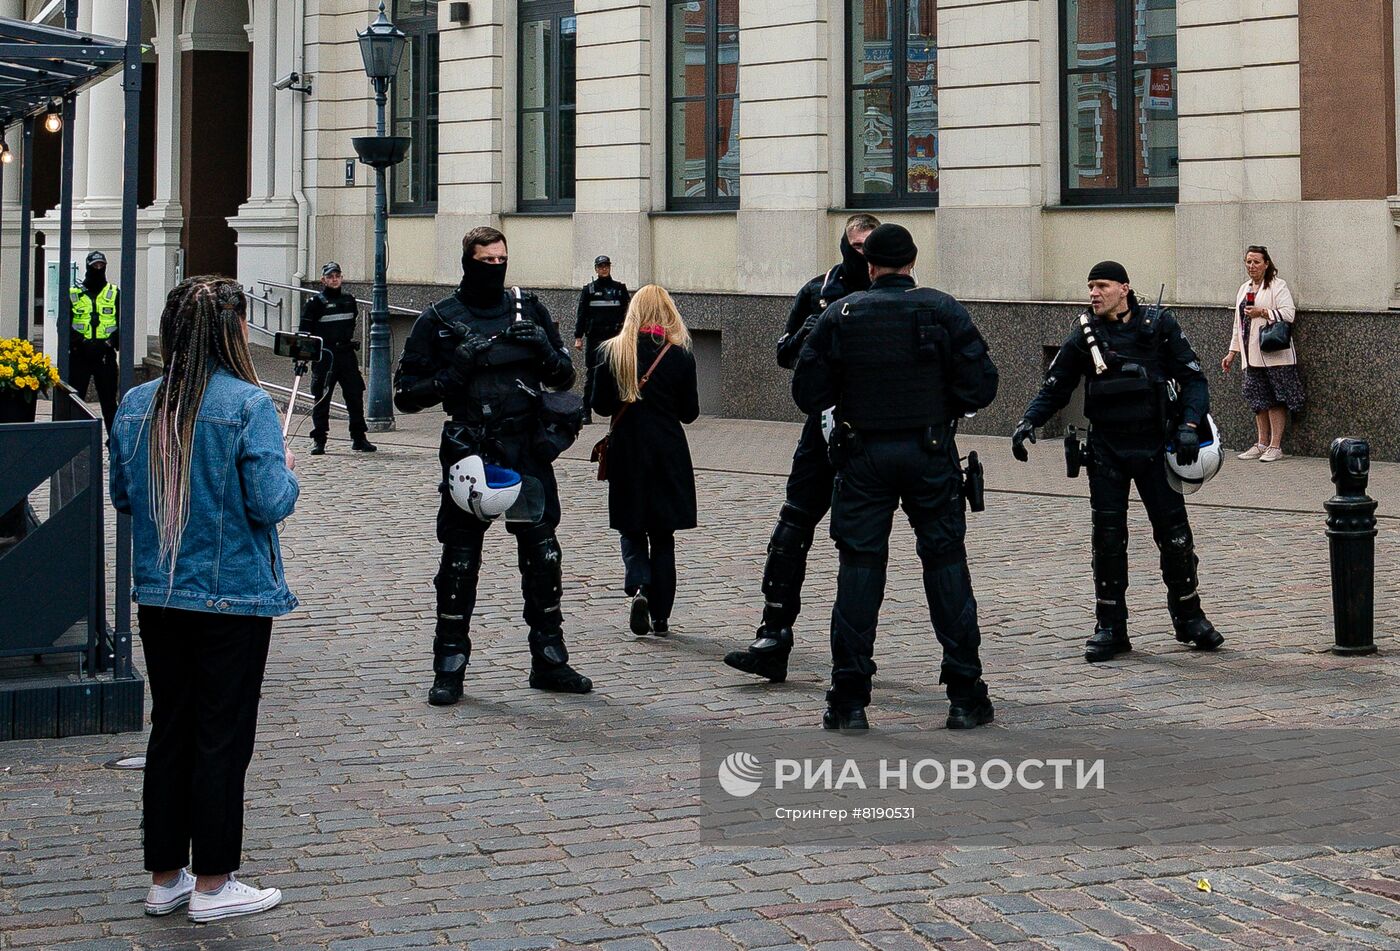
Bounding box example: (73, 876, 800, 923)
(355, 2, 410, 432)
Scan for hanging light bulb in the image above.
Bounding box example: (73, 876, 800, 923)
(0, 141, 12, 164)
(44, 102, 61, 133)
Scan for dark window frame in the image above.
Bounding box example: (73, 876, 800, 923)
(517, 0, 576, 212)
(1058, 0, 1179, 206)
(390, 0, 440, 215)
(665, 0, 739, 210)
(845, 0, 940, 209)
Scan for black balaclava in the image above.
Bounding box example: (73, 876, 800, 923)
(839, 234, 871, 291)
(83, 252, 107, 292)
(460, 251, 507, 308)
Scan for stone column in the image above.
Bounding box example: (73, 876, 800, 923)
(433, 0, 508, 283)
(735, 0, 830, 295)
(0, 0, 23, 339)
(140, 0, 185, 346)
(934, 0, 1044, 299)
(232, 0, 302, 323)
(572, 0, 655, 287)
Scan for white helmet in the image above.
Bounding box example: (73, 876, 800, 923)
(447, 455, 523, 520)
(1165, 414, 1223, 495)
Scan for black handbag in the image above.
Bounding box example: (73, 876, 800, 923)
(1259, 317, 1292, 353)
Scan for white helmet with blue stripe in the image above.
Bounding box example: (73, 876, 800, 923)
(448, 455, 523, 520)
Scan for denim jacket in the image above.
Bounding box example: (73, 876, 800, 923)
(109, 368, 299, 616)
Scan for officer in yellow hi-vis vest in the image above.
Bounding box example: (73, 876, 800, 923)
(69, 250, 120, 432)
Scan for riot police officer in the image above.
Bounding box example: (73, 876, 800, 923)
(69, 250, 120, 432)
(299, 262, 375, 454)
(792, 224, 999, 731)
(1011, 261, 1224, 663)
(573, 255, 630, 424)
(395, 226, 592, 705)
(723, 213, 880, 684)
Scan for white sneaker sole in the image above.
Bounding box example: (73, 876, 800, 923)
(188, 888, 282, 923)
(144, 892, 193, 916)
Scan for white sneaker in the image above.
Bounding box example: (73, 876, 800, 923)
(144, 868, 195, 916)
(187, 876, 282, 923)
(1259, 447, 1285, 462)
(1238, 444, 1266, 460)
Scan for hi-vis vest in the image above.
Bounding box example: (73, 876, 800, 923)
(71, 284, 118, 340)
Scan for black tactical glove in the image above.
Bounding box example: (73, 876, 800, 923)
(505, 320, 552, 353)
(1011, 419, 1037, 462)
(1174, 425, 1200, 467)
(798, 313, 820, 340)
(449, 331, 493, 374)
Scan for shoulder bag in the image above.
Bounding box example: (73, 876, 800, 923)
(590, 342, 672, 481)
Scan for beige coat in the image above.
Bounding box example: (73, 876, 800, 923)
(1229, 277, 1297, 368)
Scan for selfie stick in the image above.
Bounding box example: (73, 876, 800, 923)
(283, 365, 306, 439)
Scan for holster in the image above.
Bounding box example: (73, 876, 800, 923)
(828, 424, 860, 469)
(961, 451, 985, 513)
(1065, 425, 1093, 479)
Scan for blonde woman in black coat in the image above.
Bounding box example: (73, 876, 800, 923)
(592, 285, 700, 636)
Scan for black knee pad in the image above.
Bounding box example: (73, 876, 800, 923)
(916, 537, 967, 571)
(1154, 514, 1201, 604)
(517, 526, 564, 624)
(434, 543, 481, 637)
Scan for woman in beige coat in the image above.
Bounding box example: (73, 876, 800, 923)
(1221, 245, 1304, 462)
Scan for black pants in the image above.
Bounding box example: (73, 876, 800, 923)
(69, 342, 118, 432)
(620, 530, 677, 622)
(1085, 441, 1206, 630)
(759, 414, 837, 632)
(138, 605, 272, 876)
(826, 432, 982, 710)
(582, 329, 618, 416)
(432, 434, 569, 674)
(310, 348, 367, 441)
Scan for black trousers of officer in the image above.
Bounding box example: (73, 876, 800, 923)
(310, 347, 367, 441)
(69, 341, 118, 432)
(582, 329, 616, 416)
(759, 413, 837, 633)
(431, 434, 571, 676)
(826, 431, 983, 711)
(1086, 440, 1207, 631)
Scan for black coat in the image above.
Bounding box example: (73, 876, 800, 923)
(591, 333, 700, 533)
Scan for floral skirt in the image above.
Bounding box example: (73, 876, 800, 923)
(1243, 364, 1305, 414)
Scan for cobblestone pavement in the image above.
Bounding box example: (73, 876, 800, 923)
(4, 415, 1400, 950)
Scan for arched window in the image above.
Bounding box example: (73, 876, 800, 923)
(1060, 0, 1178, 204)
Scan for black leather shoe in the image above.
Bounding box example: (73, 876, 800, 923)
(1174, 616, 1224, 651)
(629, 591, 651, 636)
(352, 437, 377, 452)
(310, 440, 326, 456)
(1085, 624, 1131, 663)
(723, 628, 793, 683)
(946, 696, 995, 730)
(529, 663, 593, 694)
(427, 672, 463, 706)
(822, 707, 869, 731)
(651, 619, 669, 637)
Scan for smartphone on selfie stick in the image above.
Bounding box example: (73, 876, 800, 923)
(273, 331, 324, 438)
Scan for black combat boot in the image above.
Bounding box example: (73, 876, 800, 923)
(1084, 623, 1131, 663)
(428, 652, 467, 706)
(723, 627, 793, 683)
(946, 679, 994, 730)
(310, 439, 326, 456)
(529, 661, 593, 693)
(822, 706, 869, 731)
(352, 436, 377, 452)
(1174, 615, 1224, 651)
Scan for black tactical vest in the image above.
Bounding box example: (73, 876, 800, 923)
(433, 293, 545, 429)
(1082, 311, 1170, 434)
(836, 292, 949, 430)
(313, 291, 359, 348)
(585, 280, 628, 335)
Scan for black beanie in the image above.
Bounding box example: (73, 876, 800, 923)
(862, 223, 918, 268)
(1087, 260, 1130, 284)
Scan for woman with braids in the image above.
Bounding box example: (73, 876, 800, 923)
(109, 276, 297, 923)
(591, 285, 699, 636)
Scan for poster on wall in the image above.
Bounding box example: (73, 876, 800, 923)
(1148, 68, 1174, 110)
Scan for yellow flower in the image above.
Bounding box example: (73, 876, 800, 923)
(0, 366, 13, 379)
(48, 367, 60, 383)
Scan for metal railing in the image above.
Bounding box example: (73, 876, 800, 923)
(259, 279, 419, 378)
(0, 386, 114, 675)
(241, 318, 349, 416)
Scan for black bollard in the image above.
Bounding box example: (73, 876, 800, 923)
(1326, 438, 1378, 655)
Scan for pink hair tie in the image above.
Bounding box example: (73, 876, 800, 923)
(641, 325, 665, 336)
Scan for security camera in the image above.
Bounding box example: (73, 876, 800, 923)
(273, 71, 313, 94)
